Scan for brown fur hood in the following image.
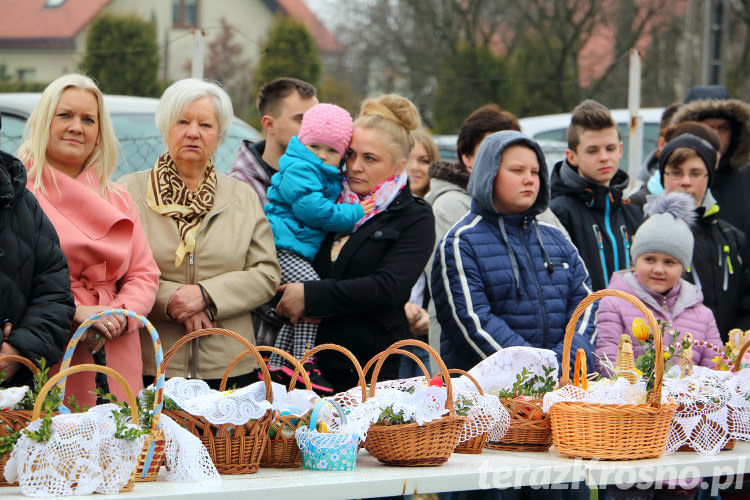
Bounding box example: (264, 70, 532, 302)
(670, 98, 750, 170)
(428, 160, 470, 190)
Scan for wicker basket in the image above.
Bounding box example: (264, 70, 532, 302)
(290, 343, 369, 404)
(363, 339, 467, 466)
(250, 346, 312, 468)
(33, 364, 142, 492)
(675, 339, 737, 452)
(62, 309, 166, 481)
(449, 369, 489, 454)
(162, 328, 273, 474)
(550, 289, 677, 460)
(485, 396, 551, 452)
(0, 355, 43, 487)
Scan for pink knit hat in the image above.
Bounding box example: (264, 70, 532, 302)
(297, 103, 353, 156)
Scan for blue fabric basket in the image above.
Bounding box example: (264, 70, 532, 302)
(296, 399, 360, 471)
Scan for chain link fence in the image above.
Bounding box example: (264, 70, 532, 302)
(0, 129, 257, 179)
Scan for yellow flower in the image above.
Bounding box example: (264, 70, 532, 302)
(663, 352, 670, 361)
(632, 318, 650, 341)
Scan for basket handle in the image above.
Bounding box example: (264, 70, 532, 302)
(309, 398, 347, 430)
(288, 343, 367, 401)
(235, 346, 312, 391)
(733, 336, 750, 373)
(562, 289, 664, 408)
(447, 368, 484, 396)
(33, 364, 138, 423)
(0, 354, 40, 376)
(162, 328, 272, 403)
(369, 339, 456, 416)
(62, 309, 165, 430)
(363, 348, 431, 382)
(573, 348, 588, 390)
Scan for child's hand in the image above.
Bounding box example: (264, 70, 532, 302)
(360, 198, 376, 215)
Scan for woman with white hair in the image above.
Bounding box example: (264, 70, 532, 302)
(119, 78, 279, 388)
(20, 73, 160, 406)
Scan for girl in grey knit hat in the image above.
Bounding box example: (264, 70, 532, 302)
(595, 191, 723, 375)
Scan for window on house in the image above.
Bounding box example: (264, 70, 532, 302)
(172, 0, 198, 28)
(16, 68, 35, 82)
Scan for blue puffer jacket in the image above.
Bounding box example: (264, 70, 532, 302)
(265, 137, 364, 261)
(431, 130, 596, 371)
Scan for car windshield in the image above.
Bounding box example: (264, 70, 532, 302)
(111, 113, 257, 177)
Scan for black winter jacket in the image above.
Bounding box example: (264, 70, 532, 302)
(550, 160, 643, 291)
(306, 186, 435, 392)
(687, 203, 750, 340)
(0, 149, 74, 386)
(671, 97, 750, 241)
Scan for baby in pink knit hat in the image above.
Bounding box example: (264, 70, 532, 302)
(264, 103, 374, 392)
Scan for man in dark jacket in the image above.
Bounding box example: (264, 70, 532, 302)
(550, 100, 643, 291)
(670, 85, 750, 242)
(432, 130, 596, 372)
(0, 146, 74, 386)
(227, 77, 318, 205)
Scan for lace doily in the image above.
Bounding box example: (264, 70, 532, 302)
(4, 404, 141, 496)
(467, 347, 559, 396)
(163, 377, 272, 425)
(158, 413, 220, 483)
(725, 369, 750, 443)
(455, 390, 509, 443)
(542, 378, 654, 413)
(0, 386, 29, 410)
(663, 373, 734, 455)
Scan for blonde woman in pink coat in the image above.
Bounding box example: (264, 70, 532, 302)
(19, 74, 160, 407)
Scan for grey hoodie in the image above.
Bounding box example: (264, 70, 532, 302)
(467, 130, 550, 217)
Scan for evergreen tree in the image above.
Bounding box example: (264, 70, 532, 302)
(81, 15, 160, 96)
(253, 16, 321, 96)
(433, 44, 510, 134)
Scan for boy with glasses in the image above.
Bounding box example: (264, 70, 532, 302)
(659, 131, 750, 339)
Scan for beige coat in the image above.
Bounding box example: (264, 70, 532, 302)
(118, 170, 280, 379)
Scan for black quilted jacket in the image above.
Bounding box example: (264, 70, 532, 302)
(0, 149, 74, 385)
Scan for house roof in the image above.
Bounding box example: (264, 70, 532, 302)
(0, 0, 110, 43)
(276, 0, 342, 53)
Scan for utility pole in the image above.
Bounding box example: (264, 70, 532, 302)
(191, 28, 205, 79)
(709, 0, 724, 84)
(628, 49, 643, 185)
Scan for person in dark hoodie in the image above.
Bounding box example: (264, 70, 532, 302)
(670, 85, 750, 242)
(431, 130, 596, 374)
(0, 140, 75, 387)
(659, 131, 750, 339)
(550, 100, 643, 291)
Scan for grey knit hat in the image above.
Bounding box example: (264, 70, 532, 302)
(631, 192, 696, 268)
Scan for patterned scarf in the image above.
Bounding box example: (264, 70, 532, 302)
(331, 171, 407, 261)
(147, 153, 217, 267)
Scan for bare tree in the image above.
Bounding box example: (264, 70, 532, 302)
(204, 18, 253, 118)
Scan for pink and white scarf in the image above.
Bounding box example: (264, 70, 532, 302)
(338, 171, 407, 232)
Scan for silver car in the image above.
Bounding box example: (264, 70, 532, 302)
(0, 93, 261, 178)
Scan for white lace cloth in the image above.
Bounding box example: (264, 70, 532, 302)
(163, 377, 272, 425)
(332, 376, 509, 443)
(723, 369, 750, 444)
(158, 413, 220, 484)
(467, 347, 559, 396)
(542, 378, 654, 413)
(663, 372, 735, 455)
(4, 404, 142, 496)
(0, 386, 28, 410)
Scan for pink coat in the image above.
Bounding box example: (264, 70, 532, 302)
(30, 167, 160, 407)
(595, 271, 722, 375)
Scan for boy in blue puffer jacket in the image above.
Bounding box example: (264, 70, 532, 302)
(432, 130, 597, 372)
(264, 103, 374, 392)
